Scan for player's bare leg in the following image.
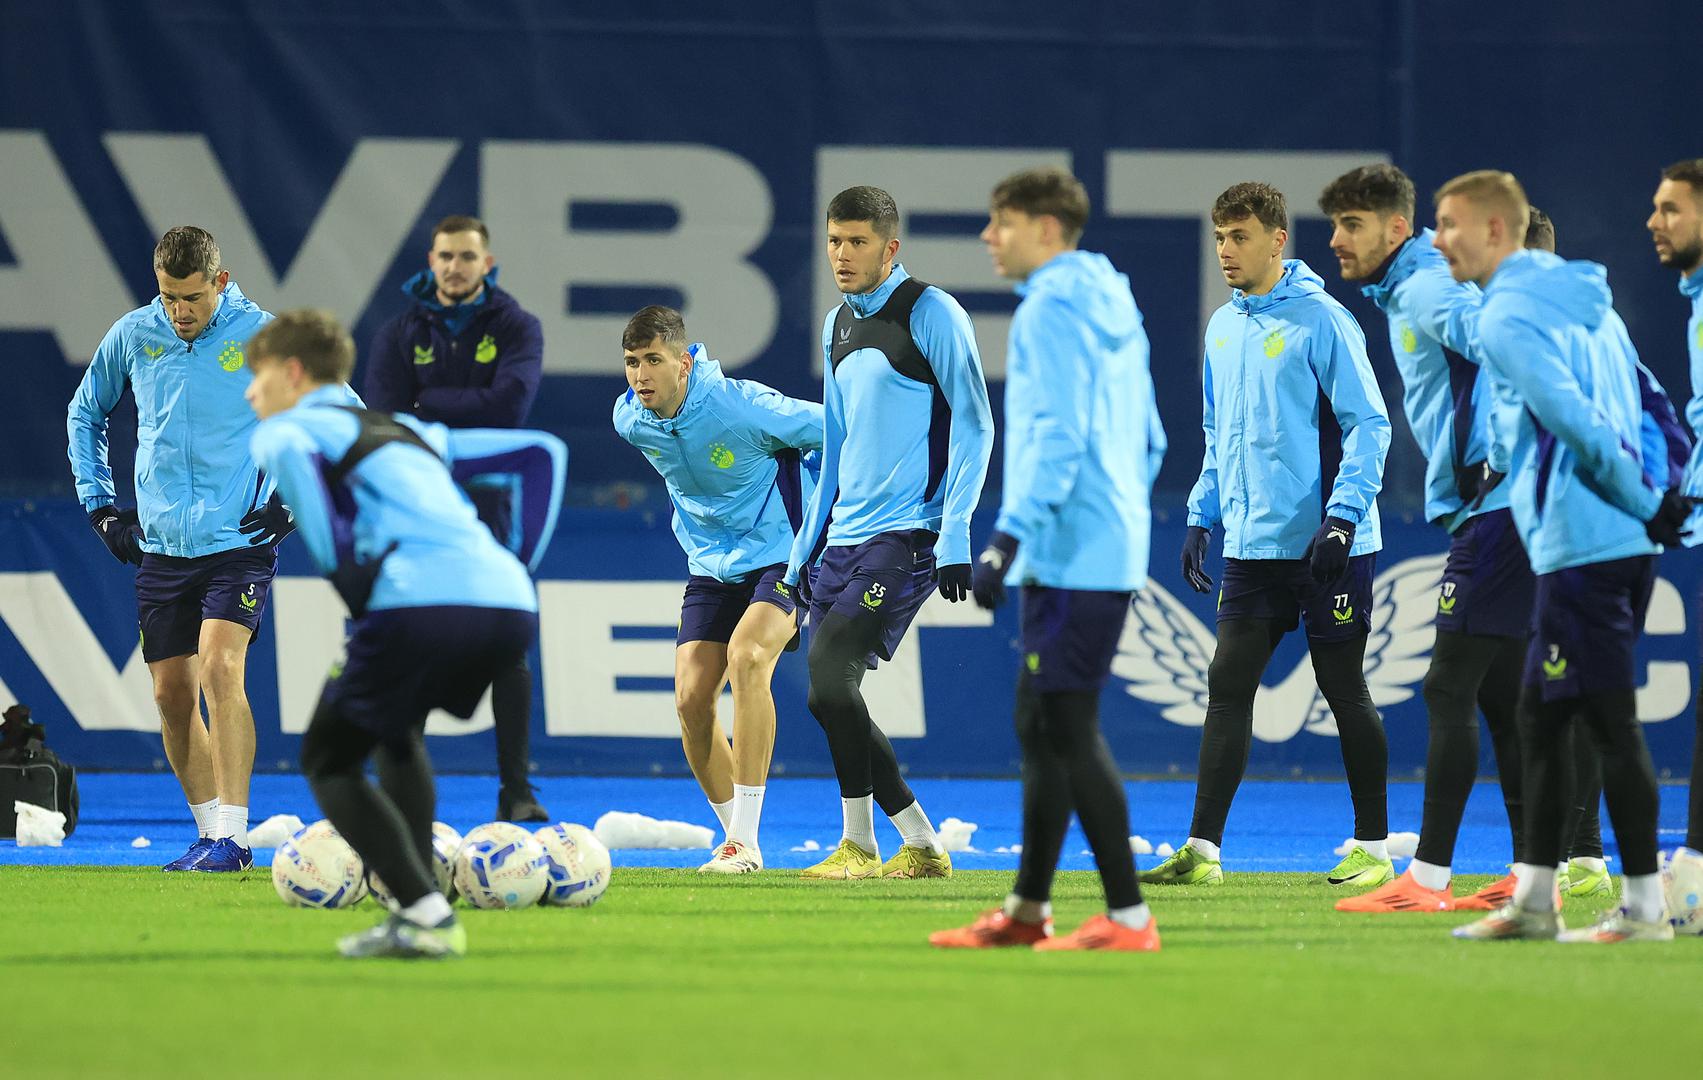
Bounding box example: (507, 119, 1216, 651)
(194, 618, 257, 868)
(149, 652, 216, 869)
(702, 602, 794, 873)
(675, 640, 734, 821)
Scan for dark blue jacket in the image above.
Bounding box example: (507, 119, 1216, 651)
(365, 269, 543, 429)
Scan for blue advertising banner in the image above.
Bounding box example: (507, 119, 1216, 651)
(2, 501, 1695, 780)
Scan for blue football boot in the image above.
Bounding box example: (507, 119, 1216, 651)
(162, 837, 215, 872)
(189, 837, 253, 872)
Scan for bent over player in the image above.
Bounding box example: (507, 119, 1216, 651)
(786, 185, 995, 880)
(246, 310, 565, 959)
(614, 305, 823, 873)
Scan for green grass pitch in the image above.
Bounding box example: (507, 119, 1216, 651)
(5, 867, 1700, 1077)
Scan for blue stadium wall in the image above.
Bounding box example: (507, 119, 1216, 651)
(1, 1, 1697, 777)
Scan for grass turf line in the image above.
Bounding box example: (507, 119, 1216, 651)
(3, 867, 1700, 1078)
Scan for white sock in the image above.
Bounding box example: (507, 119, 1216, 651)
(889, 801, 943, 854)
(1355, 837, 1389, 861)
(841, 796, 877, 854)
(189, 798, 220, 839)
(401, 892, 454, 928)
(1003, 894, 1051, 924)
(1409, 859, 1451, 892)
(1513, 865, 1558, 912)
(1570, 855, 1606, 874)
(730, 784, 765, 848)
(709, 797, 734, 836)
(1623, 873, 1665, 923)
(215, 804, 249, 847)
(1108, 903, 1153, 930)
(1185, 836, 1220, 862)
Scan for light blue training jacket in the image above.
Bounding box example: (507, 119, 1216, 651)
(995, 250, 1166, 591)
(1186, 260, 1390, 559)
(613, 346, 823, 582)
(1361, 231, 1510, 532)
(1679, 267, 1703, 542)
(68, 283, 278, 557)
(250, 386, 567, 612)
(1474, 250, 1663, 574)
(786, 264, 995, 582)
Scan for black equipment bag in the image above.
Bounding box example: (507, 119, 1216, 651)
(0, 705, 79, 838)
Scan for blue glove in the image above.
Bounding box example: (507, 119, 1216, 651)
(239, 492, 295, 546)
(89, 505, 145, 566)
(329, 542, 397, 619)
(971, 530, 1019, 610)
(1180, 525, 1212, 594)
(1304, 516, 1356, 583)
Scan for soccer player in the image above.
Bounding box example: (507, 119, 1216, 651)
(246, 309, 565, 959)
(1317, 165, 1547, 911)
(364, 215, 549, 823)
(1143, 182, 1395, 889)
(1647, 159, 1703, 880)
(1435, 171, 1691, 943)
(785, 185, 995, 880)
(67, 226, 293, 873)
(931, 166, 1165, 950)
(613, 305, 823, 873)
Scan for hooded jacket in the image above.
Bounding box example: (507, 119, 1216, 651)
(614, 346, 823, 582)
(995, 251, 1166, 591)
(68, 283, 278, 557)
(1186, 260, 1389, 560)
(1475, 250, 1664, 574)
(1361, 231, 1509, 531)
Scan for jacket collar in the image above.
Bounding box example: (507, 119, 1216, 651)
(842, 263, 911, 318)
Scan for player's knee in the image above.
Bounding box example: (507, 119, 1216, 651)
(1205, 650, 1257, 701)
(197, 651, 248, 707)
(674, 684, 717, 729)
(725, 639, 776, 686)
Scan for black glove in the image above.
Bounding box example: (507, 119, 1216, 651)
(1645, 488, 1699, 547)
(1470, 464, 1506, 511)
(971, 530, 1019, 610)
(328, 542, 397, 619)
(1180, 525, 1213, 594)
(1304, 515, 1356, 583)
(238, 491, 296, 546)
(1454, 462, 1483, 504)
(935, 561, 972, 603)
(89, 505, 145, 566)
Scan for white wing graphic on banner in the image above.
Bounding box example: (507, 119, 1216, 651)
(1115, 553, 1446, 743)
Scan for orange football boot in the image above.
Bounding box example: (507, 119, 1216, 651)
(1033, 913, 1161, 952)
(1335, 869, 1456, 913)
(929, 909, 1052, 949)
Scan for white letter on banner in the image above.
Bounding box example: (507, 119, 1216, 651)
(480, 142, 777, 374)
(813, 147, 1071, 380)
(1103, 150, 1389, 344)
(0, 131, 134, 360)
(104, 134, 458, 329)
(1638, 576, 1690, 725)
(270, 576, 491, 736)
(0, 572, 155, 731)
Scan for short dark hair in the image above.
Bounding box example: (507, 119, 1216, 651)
(1524, 206, 1556, 253)
(248, 309, 355, 384)
(1318, 164, 1416, 223)
(1212, 182, 1289, 232)
(1662, 159, 1703, 193)
(622, 305, 689, 353)
(153, 226, 221, 281)
(432, 214, 489, 245)
(990, 166, 1090, 244)
(826, 185, 900, 242)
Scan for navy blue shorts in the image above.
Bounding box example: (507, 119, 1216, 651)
(1216, 554, 1375, 642)
(326, 606, 538, 741)
(678, 563, 801, 646)
(1524, 556, 1654, 701)
(134, 545, 278, 662)
(1435, 509, 1535, 638)
(1018, 586, 1133, 693)
(808, 529, 936, 667)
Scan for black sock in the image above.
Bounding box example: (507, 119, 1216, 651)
(300, 690, 435, 907)
(1311, 633, 1388, 842)
(491, 654, 533, 795)
(1576, 690, 1660, 876)
(374, 731, 436, 874)
(807, 612, 915, 811)
(1562, 721, 1604, 861)
(1516, 689, 1571, 869)
(1013, 674, 1140, 909)
(1188, 619, 1281, 846)
(1415, 631, 1503, 866)
(1478, 636, 1528, 864)
(1689, 692, 1703, 852)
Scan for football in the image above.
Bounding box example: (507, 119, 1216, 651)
(453, 823, 549, 909)
(535, 822, 613, 908)
(271, 820, 369, 909)
(1662, 847, 1703, 935)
